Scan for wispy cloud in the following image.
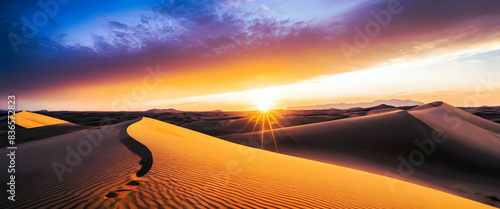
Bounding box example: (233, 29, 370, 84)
(260, 4, 270, 11)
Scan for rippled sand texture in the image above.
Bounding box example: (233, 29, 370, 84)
(125, 117, 494, 209)
(0, 119, 146, 208)
(222, 102, 500, 207)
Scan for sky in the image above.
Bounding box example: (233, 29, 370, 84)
(1, 0, 500, 111)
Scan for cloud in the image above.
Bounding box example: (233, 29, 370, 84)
(109, 21, 128, 30)
(260, 4, 270, 11)
(222, 0, 243, 7)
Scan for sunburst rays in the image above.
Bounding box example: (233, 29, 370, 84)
(244, 109, 282, 152)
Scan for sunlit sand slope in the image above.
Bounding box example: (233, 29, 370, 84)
(0, 119, 150, 209)
(125, 117, 494, 209)
(222, 102, 500, 206)
(14, 111, 71, 128)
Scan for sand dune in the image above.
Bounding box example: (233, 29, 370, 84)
(0, 119, 150, 209)
(124, 117, 494, 208)
(14, 111, 72, 128)
(0, 123, 92, 148)
(2, 105, 498, 208)
(222, 102, 500, 207)
(410, 101, 500, 135)
(1, 111, 92, 147)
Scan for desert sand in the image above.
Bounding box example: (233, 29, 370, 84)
(1, 103, 499, 208)
(124, 117, 494, 208)
(0, 111, 92, 147)
(223, 102, 500, 207)
(0, 114, 150, 208)
(13, 111, 72, 128)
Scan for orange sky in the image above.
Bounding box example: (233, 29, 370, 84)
(20, 39, 500, 111)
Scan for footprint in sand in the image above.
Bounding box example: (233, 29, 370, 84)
(105, 192, 118, 198)
(126, 180, 140, 186)
(104, 176, 144, 200)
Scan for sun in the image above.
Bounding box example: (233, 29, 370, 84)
(243, 94, 300, 153)
(257, 95, 273, 111)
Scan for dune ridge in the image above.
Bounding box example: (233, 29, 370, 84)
(409, 102, 500, 135)
(0, 118, 150, 209)
(222, 102, 500, 207)
(124, 117, 494, 208)
(14, 111, 72, 128)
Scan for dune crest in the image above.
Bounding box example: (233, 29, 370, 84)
(410, 102, 500, 134)
(13, 111, 72, 128)
(222, 102, 500, 206)
(0, 119, 147, 208)
(125, 117, 494, 208)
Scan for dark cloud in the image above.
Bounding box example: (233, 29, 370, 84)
(109, 21, 127, 30)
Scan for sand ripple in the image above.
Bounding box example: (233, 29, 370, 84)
(124, 117, 495, 209)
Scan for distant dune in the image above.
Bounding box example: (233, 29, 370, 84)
(14, 111, 72, 128)
(145, 108, 183, 114)
(286, 99, 424, 110)
(223, 102, 500, 207)
(124, 117, 493, 208)
(0, 111, 90, 147)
